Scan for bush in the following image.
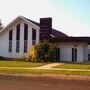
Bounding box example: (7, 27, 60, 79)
(0, 56, 5, 60)
(28, 40, 57, 62)
(15, 57, 29, 62)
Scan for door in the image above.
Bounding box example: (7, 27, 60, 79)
(72, 48, 77, 62)
(56, 48, 60, 62)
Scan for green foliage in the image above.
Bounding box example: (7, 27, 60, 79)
(15, 57, 29, 62)
(0, 20, 3, 30)
(28, 40, 57, 62)
(0, 56, 5, 60)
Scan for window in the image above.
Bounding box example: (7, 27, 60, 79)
(24, 40, 27, 53)
(32, 28, 36, 45)
(9, 30, 13, 40)
(16, 24, 20, 40)
(24, 23, 28, 53)
(32, 28, 36, 40)
(9, 29, 13, 53)
(16, 24, 20, 53)
(16, 40, 19, 53)
(9, 40, 12, 53)
(24, 24, 28, 40)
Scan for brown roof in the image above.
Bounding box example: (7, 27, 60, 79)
(22, 16, 90, 43)
(51, 29, 68, 38)
(51, 37, 90, 44)
(22, 16, 68, 38)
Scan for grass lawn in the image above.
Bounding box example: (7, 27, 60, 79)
(0, 60, 45, 68)
(0, 61, 90, 76)
(0, 68, 90, 76)
(53, 63, 90, 70)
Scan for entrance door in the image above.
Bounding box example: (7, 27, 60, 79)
(72, 48, 77, 62)
(56, 48, 60, 62)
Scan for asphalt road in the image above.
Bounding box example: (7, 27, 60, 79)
(0, 74, 90, 90)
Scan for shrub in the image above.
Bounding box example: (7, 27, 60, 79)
(0, 56, 5, 60)
(28, 40, 57, 62)
(15, 56, 29, 62)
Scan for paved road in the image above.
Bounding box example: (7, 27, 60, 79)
(0, 74, 90, 90)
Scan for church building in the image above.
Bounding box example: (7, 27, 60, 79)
(0, 16, 90, 62)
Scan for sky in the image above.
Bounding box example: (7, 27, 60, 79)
(0, 0, 90, 36)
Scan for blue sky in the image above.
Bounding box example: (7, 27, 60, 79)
(0, 0, 90, 36)
(53, 0, 90, 24)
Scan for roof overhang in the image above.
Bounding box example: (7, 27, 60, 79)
(50, 37, 90, 44)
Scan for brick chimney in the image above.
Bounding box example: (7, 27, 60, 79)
(40, 17, 52, 40)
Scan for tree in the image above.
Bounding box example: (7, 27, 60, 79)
(28, 40, 57, 62)
(0, 20, 3, 30)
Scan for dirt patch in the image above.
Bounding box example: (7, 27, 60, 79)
(0, 74, 90, 90)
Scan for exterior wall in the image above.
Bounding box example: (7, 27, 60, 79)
(0, 30, 9, 57)
(88, 45, 90, 54)
(0, 19, 40, 58)
(57, 42, 88, 62)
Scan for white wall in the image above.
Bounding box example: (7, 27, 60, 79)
(0, 30, 9, 57)
(57, 42, 88, 62)
(88, 45, 90, 54)
(0, 19, 40, 58)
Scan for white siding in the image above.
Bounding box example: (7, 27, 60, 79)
(0, 31, 9, 57)
(58, 42, 88, 62)
(0, 19, 40, 58)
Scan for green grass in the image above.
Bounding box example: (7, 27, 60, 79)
(0, 68, 90, 76)
(0, 60, 90, 76)
(0, 60, 45, 68)
(53, 63, 90, 70)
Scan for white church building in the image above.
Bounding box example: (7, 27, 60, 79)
(0, 16, 90, 62)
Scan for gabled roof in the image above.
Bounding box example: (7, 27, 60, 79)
(0, 16, 40, 34)
(21, 16, 40, 27)
(0, 16, 68, 39)
(1, 15, 90, 43)
(21, 16, 69, 38)
(16, 17, 90, 43)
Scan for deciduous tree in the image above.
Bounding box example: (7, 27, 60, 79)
(28, 40, 57, 62)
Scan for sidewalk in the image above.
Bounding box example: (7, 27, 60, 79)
(36, 63, 63, 69)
